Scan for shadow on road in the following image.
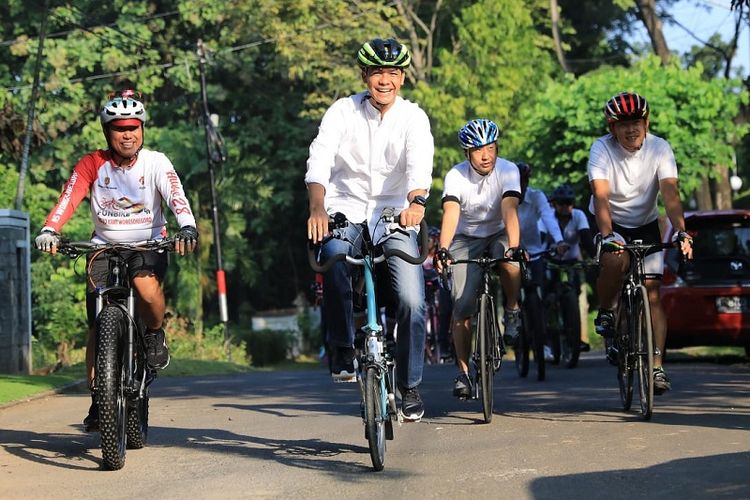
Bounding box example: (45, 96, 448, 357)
(529, 451, 750, 499)
(0, 426, 100, 471)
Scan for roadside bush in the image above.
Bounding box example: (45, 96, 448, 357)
(244, 329, 293, 367)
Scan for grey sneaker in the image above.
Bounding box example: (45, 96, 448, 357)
(452, 372, 472, 399)
(503, 308, 521, 346)
(653, 366, 672, 395)
(143, 328, 170, 369)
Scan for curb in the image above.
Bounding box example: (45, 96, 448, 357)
(0, 379, 88, 411)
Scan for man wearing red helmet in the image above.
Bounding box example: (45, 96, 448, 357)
(35, 90, 198, 431)
(588, 92, 693, 394)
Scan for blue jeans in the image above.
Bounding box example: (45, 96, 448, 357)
(320, 223, 426, 389)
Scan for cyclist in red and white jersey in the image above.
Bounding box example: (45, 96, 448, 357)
(35, 89, 198, 431)
(588, 92, 693, 394)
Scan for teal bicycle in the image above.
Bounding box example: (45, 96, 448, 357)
(308, 210, 428, 471)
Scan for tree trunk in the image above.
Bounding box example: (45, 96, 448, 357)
(696, 176, 714, 210)
(713, 164, 734, 209)
(636, 0, 671, 65)
(394, 0, 444, 84)
(550, 0, 571, 73)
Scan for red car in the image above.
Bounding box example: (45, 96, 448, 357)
(661, 210, 750, 356)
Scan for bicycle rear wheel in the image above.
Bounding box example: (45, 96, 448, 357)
(560, 289, 581, 369)
(616, 300, 634, 411)
(96, 306, 127, 470)
(635, 286, 654, 420)
(365, 366, 386, 471)
(479, 294, 494, 423)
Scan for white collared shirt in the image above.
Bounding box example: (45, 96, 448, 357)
(305, 91, 434, 239)
(519, 187, 562, 259)
(587, 133, 678, 228)
(442, 158, 521, 238)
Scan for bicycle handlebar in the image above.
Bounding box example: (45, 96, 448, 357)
(56, 238, 176, 258)
(307, 216, 429, 273)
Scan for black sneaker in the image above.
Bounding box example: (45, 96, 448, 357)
(331, 346, 357, 383)
(595, 309, 616, 338)
(143, 328, 170, 369)
(453, 372, 472, 399)
(400, 385, 424, 421)
(83, 395, 99, 433)
(502, 308, 521, 346)
(579, 341, 591, 352)
(653, 366, 672, 395)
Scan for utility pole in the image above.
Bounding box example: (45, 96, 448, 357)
(15, 0, 50, 210)
(196, 39, 229, 324)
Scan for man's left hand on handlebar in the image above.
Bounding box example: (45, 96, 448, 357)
(672, 230, 694, 260)
(505, 246, 529, 262)
(434, 247, 453, 273)
(174, 226, 199, 256)
(399, 202, 425, 228)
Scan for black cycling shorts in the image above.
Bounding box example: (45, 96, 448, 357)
(85, 249, 168, 327)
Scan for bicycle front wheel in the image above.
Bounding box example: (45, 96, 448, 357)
(635, 286, 654, 420)
(96, 306, 127, 470)
(479, 294, 494, 423)
(616, 299, 634, 411)
(365, 366, 386, 471)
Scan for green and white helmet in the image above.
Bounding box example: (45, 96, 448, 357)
(357, 38, 411, 69)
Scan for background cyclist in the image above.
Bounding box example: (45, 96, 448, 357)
(588, 91, 693, 394)
(434, 118, 525, 399)
(516, 162, 566, 362)
(34, 89, 198, 431)
(305, 38, 434, 421)
(544, 183, 596, 352)
(422, 226, 454, 361)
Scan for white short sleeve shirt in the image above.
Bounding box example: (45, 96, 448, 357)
(442, 158, 521, 238)
(587, 133, 678, 228)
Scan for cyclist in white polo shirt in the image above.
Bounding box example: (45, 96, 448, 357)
(434, 118, 526, 399)
(588, 92, 693, 394)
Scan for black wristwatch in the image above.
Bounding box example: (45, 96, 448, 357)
(410, 195, 427, 207)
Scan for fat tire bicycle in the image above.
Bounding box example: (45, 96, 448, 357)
(601, 240, 673, 421)
(57, 239, 174, 470)
(446, 254, 523, 423)
(308, 212, 428, 471)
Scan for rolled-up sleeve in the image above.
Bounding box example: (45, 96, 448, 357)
(305, 100, 346, 187)
(404, 108, 434, 194)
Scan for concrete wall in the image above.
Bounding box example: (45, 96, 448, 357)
(0, 209, 32, 374)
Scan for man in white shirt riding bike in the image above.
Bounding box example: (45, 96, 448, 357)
(305, 38, 434, 421)
(588, 92, 693, 394)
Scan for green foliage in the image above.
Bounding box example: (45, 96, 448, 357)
(243, 329, 292, 367)
(506, 56, 748, 200)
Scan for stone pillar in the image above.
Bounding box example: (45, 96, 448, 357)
(0, 209, 32, 374)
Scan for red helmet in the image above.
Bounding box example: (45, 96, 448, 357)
(604, 92, 649, 123)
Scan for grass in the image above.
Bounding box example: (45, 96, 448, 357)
(0, 355, 323, 406)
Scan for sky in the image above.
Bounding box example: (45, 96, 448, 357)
(631, 0, 749, 78)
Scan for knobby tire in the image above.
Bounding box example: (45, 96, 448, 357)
(96, 306, 127, 470)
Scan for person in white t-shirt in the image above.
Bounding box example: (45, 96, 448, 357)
(306, 38, 433, 421)
(434, 118, 526, 399)
(587, 92, 693, 394)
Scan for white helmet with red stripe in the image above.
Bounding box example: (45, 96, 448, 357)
(100, 89, 147, 127)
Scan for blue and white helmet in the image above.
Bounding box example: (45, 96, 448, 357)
(457, 119, 499, 149)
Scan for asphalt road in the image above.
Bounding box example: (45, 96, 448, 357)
(1, 353, 749, 499)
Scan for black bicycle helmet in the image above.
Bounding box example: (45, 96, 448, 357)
(551, 184, 576, 203)
(604, 92, 649, 123)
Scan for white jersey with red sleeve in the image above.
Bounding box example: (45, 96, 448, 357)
(43, 148, 196, 243)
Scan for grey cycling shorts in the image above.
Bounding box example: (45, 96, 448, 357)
(449, 231, 514, 319)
